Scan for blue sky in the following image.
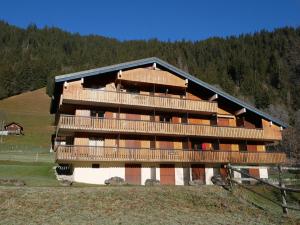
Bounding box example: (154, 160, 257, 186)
(0, 0, 299, 41)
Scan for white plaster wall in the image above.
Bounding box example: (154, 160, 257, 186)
(141, 167, 151, 185)
(73, 167, 125, 185)
(259, 168, 268, 179)
(156, 167, 160, 182)
(205, 168, 214, 185)
(233, 171, 242, 183)
(175, 167, 184, 185)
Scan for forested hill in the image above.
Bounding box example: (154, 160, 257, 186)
(0, 21, 299, 124)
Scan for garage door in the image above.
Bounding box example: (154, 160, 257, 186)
(160, 164, 175, 185)
(125, 164, 141, 185)
(191, 164, 205, 182)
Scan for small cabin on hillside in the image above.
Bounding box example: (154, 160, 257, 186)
(4, 122, 24, 135)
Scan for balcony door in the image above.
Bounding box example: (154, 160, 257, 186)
(90, 110, 105, 118)
(88, 137, 104, 157)
(89, 137, 104, 147)
(125, 87, 141, 121)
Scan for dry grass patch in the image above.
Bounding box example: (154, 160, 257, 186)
(0, 186, 299, 225)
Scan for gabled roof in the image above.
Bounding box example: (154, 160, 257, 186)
(4, 122, 23, 130)
(53, 57, 287, 128)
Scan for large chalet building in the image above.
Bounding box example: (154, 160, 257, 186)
(51, 57, 287, 185)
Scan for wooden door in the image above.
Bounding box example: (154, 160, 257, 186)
(125, 164, 141, 185)
(247, 144, 260, 177)
(160, 164, 175, 185)
(191, 164, 205, 182)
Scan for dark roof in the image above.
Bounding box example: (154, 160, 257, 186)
(4, 122, 23, 130)
(52, 57, 287, 128)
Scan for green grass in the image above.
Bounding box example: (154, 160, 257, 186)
(0, 144, 53, 162)
(0, 185, 299, 225)
(0, 88, 54, 148)
(0, 161, 58, 186)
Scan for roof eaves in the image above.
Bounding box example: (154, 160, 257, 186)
(55, 57, 157, 83)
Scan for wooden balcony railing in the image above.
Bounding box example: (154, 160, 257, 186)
(58, 115, 282, 141)
(55, 145, 286, 164)
(62, 89, 218, 114)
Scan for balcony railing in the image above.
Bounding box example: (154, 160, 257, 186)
(62, 88, 218, 114)
(58, 115, 282, 141)
(55, 145, 286, 164)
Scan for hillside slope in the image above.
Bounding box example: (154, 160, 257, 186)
(0, 21, 299, 123)
(0, 88, 53, 148)
(0, 186, 299, 225)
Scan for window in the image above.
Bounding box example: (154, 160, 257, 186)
(191, 141, 203, 151)
(90, 85, 105, 90)
(212, 141, 219, 151)
(181, 115, 188, 124)
(89, 137, 104, 147)
(239, 142, 247, 152)
(127, 87, 140, 94)
(92, 164, 100, 168)
(66, 136, 74, 145)
(160, 115, 172, 123)
(91, 110, 105, 118)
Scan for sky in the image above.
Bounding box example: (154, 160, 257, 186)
(0, 0, 299, 41)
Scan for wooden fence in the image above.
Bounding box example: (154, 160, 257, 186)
(227, 164, 300, 214)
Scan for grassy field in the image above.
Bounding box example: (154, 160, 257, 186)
(0, 160, 58, 186)
(0, 185, 299, 225)
(0, 88, 54, 148)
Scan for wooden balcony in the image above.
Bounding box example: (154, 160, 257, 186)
(58, 115, 282, 141)
(55, 145, 286, 164)
(62, 89, 218, 114)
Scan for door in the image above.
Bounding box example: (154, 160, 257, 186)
(160, 164, 175, 185)
(125, 164, 141, 185)
(247, 144, 260, 178)
(191, 164, 205, 182)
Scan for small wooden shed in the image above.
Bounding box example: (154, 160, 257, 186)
(4, 122, 24, 135)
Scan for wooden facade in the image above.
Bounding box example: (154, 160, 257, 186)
(52, 59, 287, 172)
